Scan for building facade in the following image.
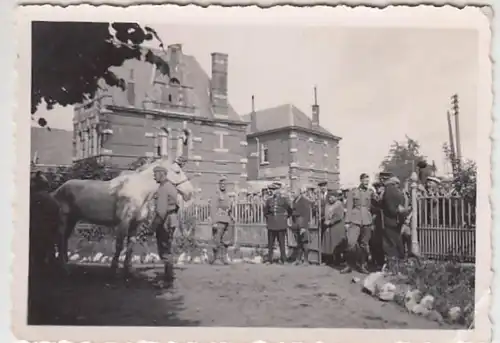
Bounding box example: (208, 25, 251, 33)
(72, 44, 248, 197)
(243, 98, 341, 191)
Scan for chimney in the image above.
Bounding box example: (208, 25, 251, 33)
(167, 44, 183, 82)
(311, 86, 320, 128)
(210, 52, 229, 116)
(250, 95, 257, 132)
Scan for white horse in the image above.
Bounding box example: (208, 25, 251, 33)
(51, 157, 194, 273)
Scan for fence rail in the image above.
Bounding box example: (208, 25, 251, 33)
(74, 194, 476, 263)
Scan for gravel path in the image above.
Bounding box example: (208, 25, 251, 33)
(28, 263, 450, 329)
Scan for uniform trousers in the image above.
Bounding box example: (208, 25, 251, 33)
(346, 223, 372, 266)
(153, 212, 178, 281)
(267, 230, 287, 263)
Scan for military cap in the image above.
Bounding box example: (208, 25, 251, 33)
(379, 172, 393, 179)
(318, 181, 328, 187)
(272, 181, 283, 189)
(427, 176, 441, 184)
(385, 176, 401, 185)
(267, 183, 277, 190)
(175, 156, 187, 167)
(153, 165, 168, 173)
(219, 175, 227, 182)
(359, 173, 370, 180)
(373, 181, 383, 188)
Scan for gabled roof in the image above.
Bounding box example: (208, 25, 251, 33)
(31, 127, 73, 166)
(98, 49, 241, 122)
(241, 103, 340, 140)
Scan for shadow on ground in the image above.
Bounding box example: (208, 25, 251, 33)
(27, 264, 200, 326)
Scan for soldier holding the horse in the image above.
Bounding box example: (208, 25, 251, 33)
(151, 165, 181, 288)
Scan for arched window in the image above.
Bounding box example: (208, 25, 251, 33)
(168, 94, 172, 103)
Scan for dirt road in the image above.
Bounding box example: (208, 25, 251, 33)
(28, 263, 449, 328)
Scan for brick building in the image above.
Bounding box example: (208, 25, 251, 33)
(242, 92, 342, 191)
(73, 44, 248, 196)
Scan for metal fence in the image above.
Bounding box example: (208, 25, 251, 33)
(416, 193, 476, 262)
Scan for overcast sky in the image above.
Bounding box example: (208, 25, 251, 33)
(35, 24, 478, 186)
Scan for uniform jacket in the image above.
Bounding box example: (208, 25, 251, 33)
(264, 194, 293, 231)
(155, 180, 179, 221)
(211, 190, 233, 224)
(345, 186, 377, 226)
(291, 194, 312, 231)
(381, 183, 405, 229)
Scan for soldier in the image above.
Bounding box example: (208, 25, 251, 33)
(264, 182, 293, 264)
(151, 165, 180, 288)
(209, 176, 234, 265)
(291, 185, 313, 265)
(369, 180, 385, 269)
(343, 173, 378, 274)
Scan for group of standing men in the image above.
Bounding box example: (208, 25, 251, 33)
(245, 171, 424, 273)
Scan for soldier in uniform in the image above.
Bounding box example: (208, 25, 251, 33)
(151, 165, 180, 288)
(264, 182, 293, 264)
(291, 185, 313, 265)
(209, 176, 234, 265)
(343, 173, 378, 274)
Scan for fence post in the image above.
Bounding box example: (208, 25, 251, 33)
(410, 172, 421, 257)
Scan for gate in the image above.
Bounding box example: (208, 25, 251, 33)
(178, 197, 323, 264)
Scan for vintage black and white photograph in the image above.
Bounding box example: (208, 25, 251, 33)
(13, 4, 492, 343)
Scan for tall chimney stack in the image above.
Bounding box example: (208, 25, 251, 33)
(210, 52, 229, 116)
(250, 95, 257, 132)
(312, 86, 320, 128)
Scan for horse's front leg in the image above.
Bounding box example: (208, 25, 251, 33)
(111, 228, 125, 272)
(123, 221, 139, 276)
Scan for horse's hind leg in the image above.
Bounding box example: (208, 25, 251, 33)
(57, 215, 77, 270)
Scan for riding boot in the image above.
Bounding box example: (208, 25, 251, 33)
(294, 248, 303, 265)
(163, 261, 175, 288)
(303, 247, 310, 265)
(341, 250, 354, 274)
(220, 246, 229, 265)
(209, 247, 218, 265)
(358, 249, 370, 274)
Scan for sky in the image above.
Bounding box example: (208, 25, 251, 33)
(35, 25, 478, 186)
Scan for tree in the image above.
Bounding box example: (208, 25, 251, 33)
(443, 143, 477, 206)
(31, 21, 170, 121)
(379, 136, 434, 183)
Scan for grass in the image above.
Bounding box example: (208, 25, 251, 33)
(384, 257, 475, 328)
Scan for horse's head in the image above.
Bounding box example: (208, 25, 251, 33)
(156, 158, 194, 202)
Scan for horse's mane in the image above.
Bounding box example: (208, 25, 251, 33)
(108, 158, 180, 194)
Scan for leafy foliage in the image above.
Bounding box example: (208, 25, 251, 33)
(32, 21, 169, 117)
(442, 143, 477, 206)
(379, 136, 435, 183)
(386, 258, 475, 328)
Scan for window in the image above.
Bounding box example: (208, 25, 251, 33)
(168, 94, 172, 103)
(214, 131, 228, 152)
(261, 144, 269, 164)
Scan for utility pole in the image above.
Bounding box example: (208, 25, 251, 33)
(446, 110, 457, 176)
(451, 94, 462, 170)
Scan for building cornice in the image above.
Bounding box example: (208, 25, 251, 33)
(107, 105, 249, 129)
(247, 125, 342, 141)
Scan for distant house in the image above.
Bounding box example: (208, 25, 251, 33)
(242, 94, 342, 190)
(73, 44, 248, 196)
(30, 127, 73, 171)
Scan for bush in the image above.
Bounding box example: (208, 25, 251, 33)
(385, 258, 475, 327)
